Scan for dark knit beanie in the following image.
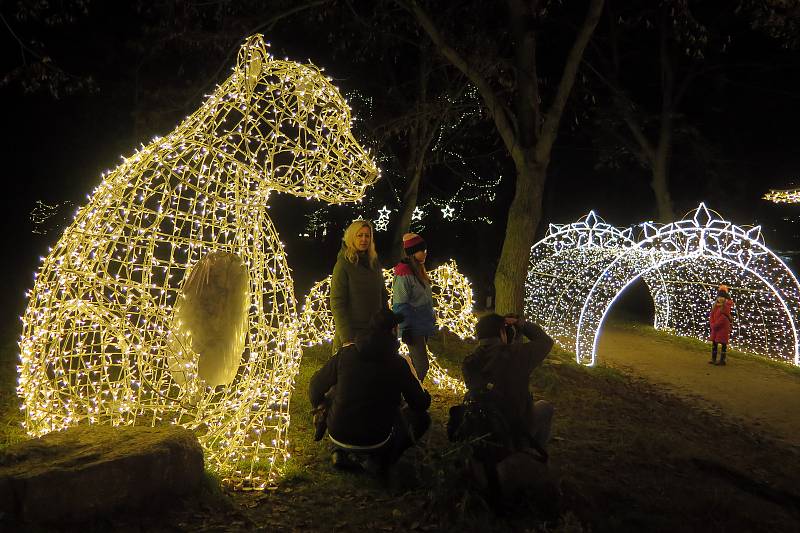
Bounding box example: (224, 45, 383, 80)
(475, 313, 506, 340)
(403, 233, 426, 256)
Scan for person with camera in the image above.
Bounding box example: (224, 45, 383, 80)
(309, 308, 431, 474)
(449, 312, 556, 500)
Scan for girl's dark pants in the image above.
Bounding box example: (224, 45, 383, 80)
(711, 341, 727, 363)
(403, 332, 429, 383)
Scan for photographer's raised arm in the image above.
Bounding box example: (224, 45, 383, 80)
(513, 320, 554, 371)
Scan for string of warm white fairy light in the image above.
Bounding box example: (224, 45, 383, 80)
(763, 188, 800, 204)
(300, 259, 473, 393)
(18, 34, 379, 489)
(526, 204, 800, 367)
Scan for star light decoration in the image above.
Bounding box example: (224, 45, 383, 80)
(525, 204, 800, 367)
(374, 205, 391, 232)
(763, 188, 800, 204)
(18, 34, 379, 489)
(299, 259, 474, 393)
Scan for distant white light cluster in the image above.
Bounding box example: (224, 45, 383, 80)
(18, 35, 378, 490)
(300, 259, 474, 393)
(525, 204, 800, 367)
(763, 188, 800, 204)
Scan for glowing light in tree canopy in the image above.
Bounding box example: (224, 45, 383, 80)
(18, 34, 379, 489)
(763, 188, 800, 204)
(300, 259, 474, 393)
(526, 205, 800, 367)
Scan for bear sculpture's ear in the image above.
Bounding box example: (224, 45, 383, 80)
(245, 54, 262, 93)
(237, 34, 268, 93)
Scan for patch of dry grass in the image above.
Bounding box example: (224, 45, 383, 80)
(2, 325, 799, 531)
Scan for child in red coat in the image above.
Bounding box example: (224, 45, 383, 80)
(709, 284, 734, 366)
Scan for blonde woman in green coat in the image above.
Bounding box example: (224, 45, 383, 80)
(330, 220, 389, 353)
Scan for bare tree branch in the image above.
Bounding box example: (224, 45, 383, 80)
(534, 0, 605, 163)
(400, 0, 520, 160)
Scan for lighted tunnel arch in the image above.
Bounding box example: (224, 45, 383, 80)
(527, 204, 800, 367)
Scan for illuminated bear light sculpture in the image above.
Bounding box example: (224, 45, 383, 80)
(526, 204, 800, 367)
(18, 35, 378, 488)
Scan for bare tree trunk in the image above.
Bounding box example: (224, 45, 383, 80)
(388, 159, 424, 265)
(494, 0, 605, 315)
(651, 139, 675, 222)
(385, 48, 438, 265)
(405, 0, 604, 315)
(494, 157, 546, 314)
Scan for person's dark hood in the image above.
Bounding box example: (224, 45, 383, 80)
(462, 345, 501, 384)
(354, 328, 400, 360)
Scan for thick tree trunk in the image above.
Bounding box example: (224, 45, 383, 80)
(494, 157, 546, 315)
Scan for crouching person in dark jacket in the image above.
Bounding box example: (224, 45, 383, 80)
(309, 308, 431, 474)
(449, 313, 558, 505)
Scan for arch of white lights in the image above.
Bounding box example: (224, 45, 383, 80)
(526, 204, 800, 367)
(18, 35, 379, 489)
(300, 259, 473, 394)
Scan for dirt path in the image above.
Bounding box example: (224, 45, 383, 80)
(597, 326, 800, 448)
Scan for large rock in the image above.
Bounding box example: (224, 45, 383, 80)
(0, 424, 204, 524)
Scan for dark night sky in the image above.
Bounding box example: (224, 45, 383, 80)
(2, 2, 800, 329)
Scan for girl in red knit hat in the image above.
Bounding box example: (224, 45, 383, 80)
(392, 233, 436, 382)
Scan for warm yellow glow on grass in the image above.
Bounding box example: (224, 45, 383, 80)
(18, 34, 378, 489)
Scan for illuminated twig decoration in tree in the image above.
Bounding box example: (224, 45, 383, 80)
(526, 204, 800, 367)
(300, 259, 473, 393)
(18, 34, 379, 488)
(763, 188, 800, 204)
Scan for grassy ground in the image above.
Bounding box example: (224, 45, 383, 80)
(2, 326, 800, 531)
(0, 324, 24, 450)
(608, 318, 800, 378)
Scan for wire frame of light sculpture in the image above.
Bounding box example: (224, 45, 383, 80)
(763, 188, 800, 204)
(299, 259, 473, 393)
(18, 34, 379, 490)
(526, 205, 800, 367)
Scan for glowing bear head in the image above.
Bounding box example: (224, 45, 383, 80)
(185, 34, 379, 203)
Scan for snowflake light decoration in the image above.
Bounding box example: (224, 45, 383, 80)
(526, 204, 800, 367)
(299, 259, 474, 393)
(18, 35, 378, 489)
